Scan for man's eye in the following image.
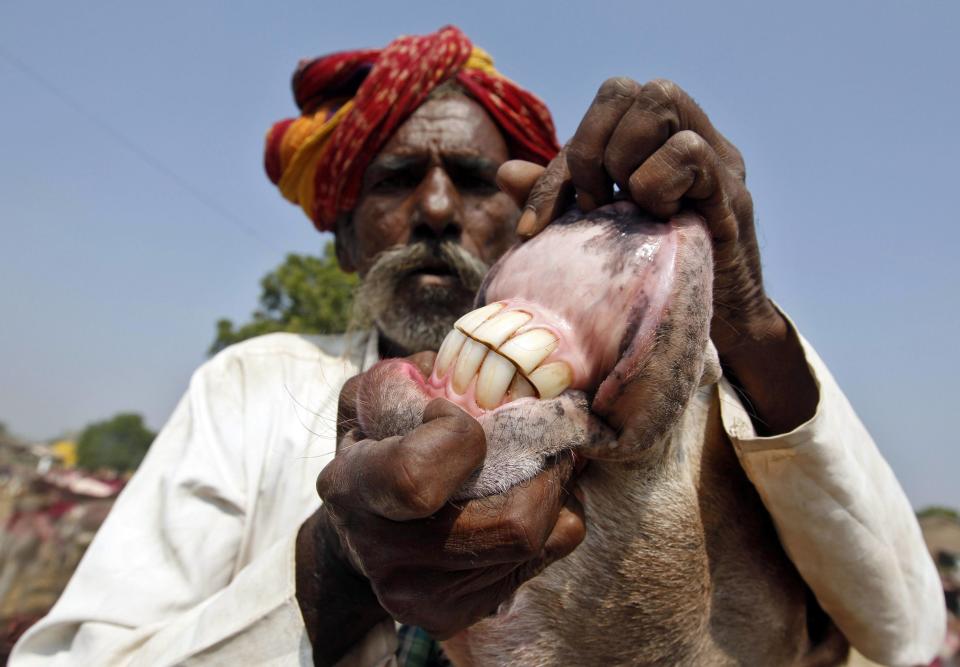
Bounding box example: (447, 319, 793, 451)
(371, 174, 419, 192)
(453, 174, 498, 193)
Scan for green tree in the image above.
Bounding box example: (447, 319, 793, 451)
(76, 413, 155, 472)
(209, 241, 358, 356)
(917, 506, 960, 521)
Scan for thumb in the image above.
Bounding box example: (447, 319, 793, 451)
(496, 160, 545, 207)
(508, 491, 587, 589)
(476, 493, 586, 626)
(511, 149, 575, 239)
(541, 491, 587, 563)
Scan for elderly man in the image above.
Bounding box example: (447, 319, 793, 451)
(12, 26, 944, 667)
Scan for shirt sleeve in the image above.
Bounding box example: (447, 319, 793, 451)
(9, 347, 398, 666)
(718, 322, 945, 666)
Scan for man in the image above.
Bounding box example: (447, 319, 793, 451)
(12, 26, 944, 666)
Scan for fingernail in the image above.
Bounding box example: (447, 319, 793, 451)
(516, 208, 537, 237)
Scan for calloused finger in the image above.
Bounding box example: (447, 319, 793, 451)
(515, 149, 574, 238)
(627, 130, 746, 246)
(539, 491, 587, 563)
(627, 130, 721, 219)
(344, 457, 577, 570)
(566, 76, 641, 210)
(318, 398, 486, 521)
(607, 79, 736, 181)
(428, 495, 586, 637)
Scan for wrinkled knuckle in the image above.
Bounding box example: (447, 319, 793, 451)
(315, 466, 336, 499)
(646, 78, 682, 102)
(461, 414, 486, 449)
(526, 167, 564, 211)
(597, 76, 641, 102)
(526, 185, 553, 213)
(726, 143, 745, 166)
(565, 143, 601, 172)
(728, 147, 747, 181)
(378, 589, 418, 624)
(627, 171, 654, 201)
(672, 130, 708, 158)
(395, 458, 443, 517)
(603, 143, 631, 176)
(501, 517, 540, 560)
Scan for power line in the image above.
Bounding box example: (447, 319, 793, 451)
(0, 44, 284, 252)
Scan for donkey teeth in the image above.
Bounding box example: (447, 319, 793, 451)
(435, 329, 466, 377)
(475, 351, 517, 410)
(528, 362, 573, 399)
(507, 373, 537, 400)
(497, 328, 559, 375)
(453, 338, 489, 394)
(444, 304, 568, 403)
(455, 302, 505, 335)
(472, 310, 532, 349)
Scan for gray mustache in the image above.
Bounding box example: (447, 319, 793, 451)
(350, 241, 490, 340)
(361, 241, 489, 298)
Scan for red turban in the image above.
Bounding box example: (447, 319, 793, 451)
(264, 25, 560, 232)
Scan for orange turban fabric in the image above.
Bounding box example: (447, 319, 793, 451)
(264, 25, 560, 232)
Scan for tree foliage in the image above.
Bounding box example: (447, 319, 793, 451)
(209, 242, 358, 356)
(76, 413, 155, 472)
(917, 505, 960, 521)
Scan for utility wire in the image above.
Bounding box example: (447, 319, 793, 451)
(0, 44, 285, 252)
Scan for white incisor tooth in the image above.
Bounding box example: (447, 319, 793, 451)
(475, 351, 516, 410)
(507, 373, 537, 400)
(453, 338, 488, 394)
(434, 329, 466, 377)
(528, 362, 573, 399)
(455, 302, 505, 335)
(472, 310, 531, 349)
(497, 328, 559, 374)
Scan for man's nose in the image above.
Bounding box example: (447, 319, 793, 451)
(411, 166, 461, 241)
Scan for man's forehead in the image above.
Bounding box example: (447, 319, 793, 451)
(375, 94, 509, 161)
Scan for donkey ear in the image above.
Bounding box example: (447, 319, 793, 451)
(699, 341, 722, 388)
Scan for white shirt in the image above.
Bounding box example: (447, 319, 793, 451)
(10, 326, 944, 666)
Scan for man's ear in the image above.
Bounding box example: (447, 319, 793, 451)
(334, 214, 358, 273)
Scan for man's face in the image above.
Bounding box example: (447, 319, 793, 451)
(341, 93, 521, 354)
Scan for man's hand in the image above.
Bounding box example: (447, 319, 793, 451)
(296, 358, 585, 664)
(499, 77, 775, 357)
(497, 77, 818, 435)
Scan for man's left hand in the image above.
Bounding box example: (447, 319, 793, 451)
(498, 77, 779, 360)
(497, 77, 820, 435)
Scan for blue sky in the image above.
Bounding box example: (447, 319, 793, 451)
(1, 1, 957, 508)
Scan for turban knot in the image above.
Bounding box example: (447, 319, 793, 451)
(264, 25, 560, 232)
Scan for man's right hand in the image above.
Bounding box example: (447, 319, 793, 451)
(296, 358, 586, 664)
